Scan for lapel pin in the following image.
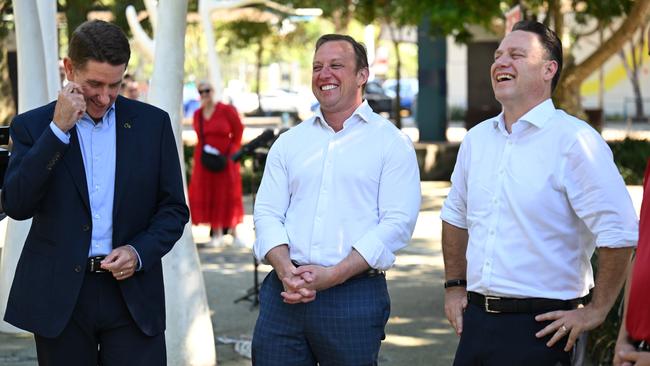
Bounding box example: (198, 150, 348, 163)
(123, 122, 132, 129)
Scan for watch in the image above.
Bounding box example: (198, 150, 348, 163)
(444, 279, 467, 288)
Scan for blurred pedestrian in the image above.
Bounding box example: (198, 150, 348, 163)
(188, 81, 244, 247)
(251, 34, 421, 365)
(441, 20, 637, 365)
(1, 20, 188, 365)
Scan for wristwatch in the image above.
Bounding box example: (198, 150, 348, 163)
(444, 279, 467, 288)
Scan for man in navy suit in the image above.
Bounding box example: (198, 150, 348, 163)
(1, 20, 188, 365)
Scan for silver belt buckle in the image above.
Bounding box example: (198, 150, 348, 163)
(484, 296, 501, 313)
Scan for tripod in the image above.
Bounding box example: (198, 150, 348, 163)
(233, 150, 268, 309)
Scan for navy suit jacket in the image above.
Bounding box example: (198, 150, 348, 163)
(2, 96, 189, 337)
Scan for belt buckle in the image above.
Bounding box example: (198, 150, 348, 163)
(484, 296, 501, 313)
(639, 340, 649, 351)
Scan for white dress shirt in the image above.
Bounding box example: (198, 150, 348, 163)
(441, 99, 638, 300)
(253, 101, 421, 270)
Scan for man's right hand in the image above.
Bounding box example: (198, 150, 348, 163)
(444, 287, 467, 336)
(53, 82, 86, 132)
(276, 265, 316, 304)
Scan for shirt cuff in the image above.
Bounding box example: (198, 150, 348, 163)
(253, 233, 290, 264)
(49, 122, 71, 144)
(126, 244, 143, 271)
(440, 207, 468, 230)
(595, 230, 638, 248)
(352, 231, 396, 271)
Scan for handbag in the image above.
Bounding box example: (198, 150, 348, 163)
(198, 109, 228, 172)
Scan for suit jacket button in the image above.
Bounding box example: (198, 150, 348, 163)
(74, 265, 82, 273)
(82, 225, 90, 231)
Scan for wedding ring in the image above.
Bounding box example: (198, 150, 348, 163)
(119, 271, 124, 276)
(560, 325, 568, 333)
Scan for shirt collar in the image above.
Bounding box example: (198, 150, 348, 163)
(80, 103, 116, 126)
(313, 100, 372, 128)
(492, 98, 555, 131)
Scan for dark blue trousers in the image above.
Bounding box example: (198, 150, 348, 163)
(453, 303, 573, 366)
(252, 270, 390, 366)
(34, 272, 166, 366)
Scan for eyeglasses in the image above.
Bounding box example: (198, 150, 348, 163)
(198, 89, 212, 95)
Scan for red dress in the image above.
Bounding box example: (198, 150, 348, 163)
(188, 103, 244, 228)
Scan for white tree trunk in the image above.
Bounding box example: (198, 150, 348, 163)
(0, 0, 59, 334)
(199, 0, 224, 101)
(147, 1, 217, 365)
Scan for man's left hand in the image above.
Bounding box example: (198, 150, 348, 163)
(617, 350, 650, 366)
(534, 304, 608, 351)
(101, 246, 139, 280)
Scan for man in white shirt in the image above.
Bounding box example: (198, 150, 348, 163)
(251, 34, 421, 365)
(441, 20, 638, 365)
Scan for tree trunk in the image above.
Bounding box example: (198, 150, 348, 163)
(255, 40, 263, 114)
(391, 32, 402, 129)
(1, 0, 59, 334)
(553, 0, 650, 119)
(147, 1, 217, 364)
(332, 0, 354, 33)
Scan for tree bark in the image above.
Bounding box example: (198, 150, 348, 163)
(255, 40, 263, 114)
(554, 0, 650, 119)
(389, 25, 402, 129)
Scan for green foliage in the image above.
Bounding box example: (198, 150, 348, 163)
(417, 0, 502, 43)
(608, 138, 650, 185)
(218, 20, 274, 54)
(573, 0, 633, 25)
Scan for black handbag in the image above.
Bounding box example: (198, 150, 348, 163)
(198, 110, 228, 172)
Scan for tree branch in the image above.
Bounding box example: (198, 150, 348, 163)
(563, 0, 650, 87)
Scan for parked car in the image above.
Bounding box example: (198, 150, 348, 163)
(364, 80, 393, 116)
(383, 78, 419, 113)
(310, 81, 394, 117)
(258, 88, 316, 121)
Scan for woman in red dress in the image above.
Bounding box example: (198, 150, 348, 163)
(188, 82, 244, 246)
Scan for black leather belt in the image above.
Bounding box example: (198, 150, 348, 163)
(468, 291, 584, 314)
(87, 256, 108, 273)
(291, 260, 384, 281)
(636, 340, 650, 352)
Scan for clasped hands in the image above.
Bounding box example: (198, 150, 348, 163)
(278, 264, 341, 304)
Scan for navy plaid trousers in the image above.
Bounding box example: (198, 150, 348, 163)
(252, 270, 391, 366)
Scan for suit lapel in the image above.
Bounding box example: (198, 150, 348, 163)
(62, 127, 91, 213)
(113, 96, 138, 218)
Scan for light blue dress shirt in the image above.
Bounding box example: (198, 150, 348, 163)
(50, 105, 141, 266)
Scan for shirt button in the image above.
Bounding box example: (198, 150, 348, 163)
(94, 214, 100, 219)
(74, 265, 82, 273)
(489, 230, 495, 235)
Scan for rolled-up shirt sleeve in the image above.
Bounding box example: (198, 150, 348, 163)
(352, 134, 422, 270)
(253, 138, 291, 263)
(562, 129, 638, 248)
(440, 139, 469, 229)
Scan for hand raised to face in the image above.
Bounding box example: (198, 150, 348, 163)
(53, 82, 86, 132)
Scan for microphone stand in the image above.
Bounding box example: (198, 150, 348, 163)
(234, 150, 267, 309)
